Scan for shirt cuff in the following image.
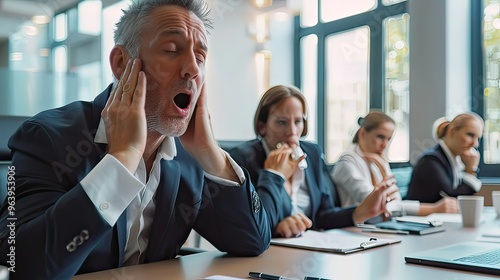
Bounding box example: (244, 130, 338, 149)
(402, 200, 420, 216)
(264, 169, 286, 180)
(80, 154, 144, 226)
(204, 151, 244, 187)
(462, 172, 482, 192)
(387, 200, 420, 216)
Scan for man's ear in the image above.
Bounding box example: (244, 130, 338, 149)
(109, 45, 130, 80)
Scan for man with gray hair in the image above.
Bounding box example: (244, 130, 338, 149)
(0, 0, 271, 278)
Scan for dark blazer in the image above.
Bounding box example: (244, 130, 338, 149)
(230, 139, 355, 235)
(406, 144, 477, 203)
(0, 85, 270, 279)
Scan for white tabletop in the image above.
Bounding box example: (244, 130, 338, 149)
(73, 207, 500, 280)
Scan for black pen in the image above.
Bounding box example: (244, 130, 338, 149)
(439, 190, 449, 198)
(249, 272, 297, 280)
(304, 277, 332, 280)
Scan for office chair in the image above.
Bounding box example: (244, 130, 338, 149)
(0, 116, 30, 203)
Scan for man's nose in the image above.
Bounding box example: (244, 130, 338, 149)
(181, 53, 199, 80)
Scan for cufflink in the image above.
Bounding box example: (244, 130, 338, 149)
(251, 191, 261, 213)
(66, 230, 90, 252)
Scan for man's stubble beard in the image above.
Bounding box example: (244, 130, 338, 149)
(146, 111, 191, 137)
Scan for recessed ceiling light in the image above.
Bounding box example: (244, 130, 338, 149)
(32, 15, 50, 25)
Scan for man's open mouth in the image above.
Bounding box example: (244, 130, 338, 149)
(174, 93, 190, 109)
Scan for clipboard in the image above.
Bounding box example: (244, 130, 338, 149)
(270, 229, 401, 254)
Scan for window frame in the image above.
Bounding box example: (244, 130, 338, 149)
(472, 0, 498, 178)
(294, 0, 408, 163)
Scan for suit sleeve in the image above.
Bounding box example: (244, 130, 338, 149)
(0, 122, 116, 279)
(407, 155, 477, 203)
(254, 169, 291, 234)
(192, 169, 271, 256)
(230, 146, 289, 235)
(311, 150, 355, 230)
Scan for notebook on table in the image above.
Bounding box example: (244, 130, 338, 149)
(405, 241, 500, 275)
(270, 229, 401, 254)
(374, 220, 445, 235)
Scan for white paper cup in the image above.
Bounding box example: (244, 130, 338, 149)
(458, 195, 484, 227)
(492, 191, 500, 218)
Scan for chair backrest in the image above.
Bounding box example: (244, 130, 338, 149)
(0, 116, 30, 202)
(391, 165, 414, 200)
(218, 140, 245, 153)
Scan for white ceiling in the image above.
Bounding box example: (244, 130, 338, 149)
(0, 0, 297, 41)
(0, 0, 81, 40)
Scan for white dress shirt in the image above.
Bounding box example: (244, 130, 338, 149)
(261, 140, 311, 216)
(80, 119, 245, 265)
(333, 144, 420, 216)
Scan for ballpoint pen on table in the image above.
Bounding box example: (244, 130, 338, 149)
(248, 272, 297, 280)
(249, 272, 331, 280)
(361, 228, 410, 235)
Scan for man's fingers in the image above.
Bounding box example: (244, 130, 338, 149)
(103, 59, 132, 118)
(113, 59, 133, 105)
(132, 71, 147, 108)
(122, 59, 142, 105)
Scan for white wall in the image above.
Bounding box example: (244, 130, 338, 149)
(206, 0, 294, 141)
(409, 0, 471, 164)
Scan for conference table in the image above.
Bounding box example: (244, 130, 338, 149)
(74, 208, 499, 280)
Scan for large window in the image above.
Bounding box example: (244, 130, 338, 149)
(473, 0, 500, 177)
(325, 26, 370, 161)
(296, 0, 409, 163)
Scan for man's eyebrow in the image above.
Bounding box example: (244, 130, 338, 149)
(159, 28, 185, 38)
(158, 28, 208, 52)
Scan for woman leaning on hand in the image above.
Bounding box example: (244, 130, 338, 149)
(406, 113, 484, 203)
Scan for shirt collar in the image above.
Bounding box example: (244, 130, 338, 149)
(94, 118, 176, 161)
(438, 140, 463, 169)
(438, 139, 463, 187)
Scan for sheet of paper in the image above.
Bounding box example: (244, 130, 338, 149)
(270, 229, 401, 254)
(204, 276, 247, 280)
(398, 213, 492, 224)
(476, 227, 500, 243)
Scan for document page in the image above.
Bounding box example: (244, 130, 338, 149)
(271, 229, 400, 254)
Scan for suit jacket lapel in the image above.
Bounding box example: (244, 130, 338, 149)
(303, 161, 318, 218)
(116, 211, 127, 267)
(144, 159, 180, 262)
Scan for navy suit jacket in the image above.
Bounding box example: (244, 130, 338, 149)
(230, 139, 355, 235)
(406, 144, 476, 203)
(0, 85, 270, 279)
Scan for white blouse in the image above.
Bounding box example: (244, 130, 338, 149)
(332, 144, 419, 216)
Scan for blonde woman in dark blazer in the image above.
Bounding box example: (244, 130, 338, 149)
(407, 113, 484, 203)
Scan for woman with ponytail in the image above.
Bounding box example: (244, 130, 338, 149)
(332, 111, 458, 217)
(406, 113, 484, 203)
